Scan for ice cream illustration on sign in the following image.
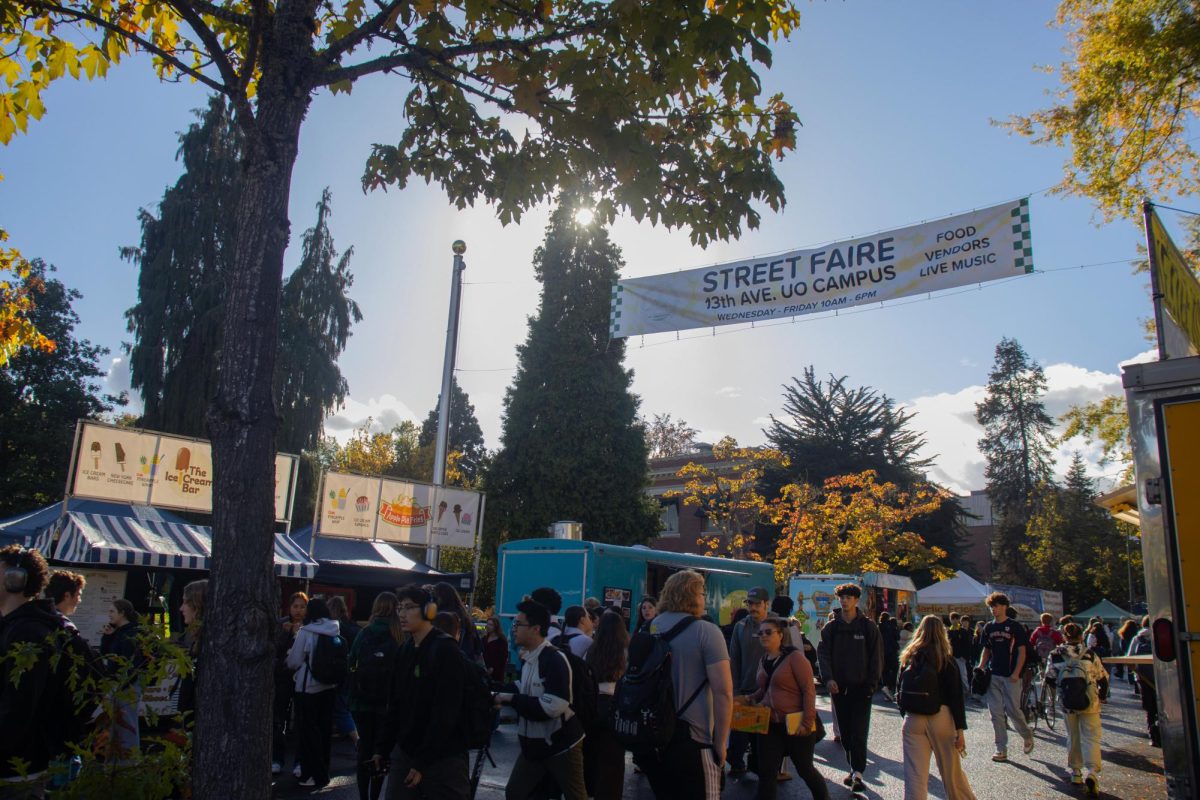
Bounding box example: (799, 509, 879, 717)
(114, 443, 126, 472)
(90, 441, 101, 469)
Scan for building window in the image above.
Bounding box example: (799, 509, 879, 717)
(658, 500, 679, 537)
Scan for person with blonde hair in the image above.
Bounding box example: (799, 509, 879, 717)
(897, 615, 975, 800)
(634, 570, 732, 800)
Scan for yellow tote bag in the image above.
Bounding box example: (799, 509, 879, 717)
(730, 703, 771, 734)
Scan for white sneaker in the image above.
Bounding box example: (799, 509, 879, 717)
(1023, 736, 1035, 754)
(293, 764, 302, 779)
(271, 762, 281, 776)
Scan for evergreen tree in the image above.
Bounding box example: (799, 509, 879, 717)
(486, 200, 660, 550)
(1025, 453, 1142, 611)
(419, 377, 487, 484)
(763, 367, 933, 490)
(276, 188, 362, 456)
(0, 262, 118, 516)
(123, 96, 241, 437)
(975, 337, 1056, 583)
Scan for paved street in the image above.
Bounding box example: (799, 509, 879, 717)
(274, 683, 1164, 800)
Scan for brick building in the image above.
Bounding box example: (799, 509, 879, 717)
(645, 444, 726, 555)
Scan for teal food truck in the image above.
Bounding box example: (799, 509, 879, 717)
(495, 537, 776, 631)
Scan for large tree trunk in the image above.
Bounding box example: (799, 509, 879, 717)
(193, 2, 316, 796)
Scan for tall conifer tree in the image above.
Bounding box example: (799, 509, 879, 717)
(975, 336, 1056, 583)
(419, 377, 487, 484)
(486, 200, 660, 549)
(123, 96, 240, 437)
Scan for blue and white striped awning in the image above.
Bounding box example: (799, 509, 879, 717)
(50, 513, 317, 579)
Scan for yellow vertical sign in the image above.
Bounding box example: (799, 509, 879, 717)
(1162, 399, 1200, 724)
(1148, 209, 1200, 356)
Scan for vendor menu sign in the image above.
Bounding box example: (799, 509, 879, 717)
(318, 470, 482, 549)
(71, 421, 298, 521)
(609, 199, 1033, 338)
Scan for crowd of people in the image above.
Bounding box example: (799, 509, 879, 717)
(0, 541, 1159, 800)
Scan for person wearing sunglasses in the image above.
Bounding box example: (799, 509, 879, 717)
(746, 617, 830, 800)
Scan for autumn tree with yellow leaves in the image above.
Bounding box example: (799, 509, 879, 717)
(0, 229, 54, 366)
(668, 436, 788, 561)
(770, 470, 954, 585)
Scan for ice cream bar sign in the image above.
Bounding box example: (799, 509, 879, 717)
(71, 421, 298, 521)
(317, 470, 484, 548)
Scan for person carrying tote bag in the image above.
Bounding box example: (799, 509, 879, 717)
(747, 616, 830, 800)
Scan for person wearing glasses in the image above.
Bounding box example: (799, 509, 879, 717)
(727, 586, 771, 778)
(373, 585, 469, 800)
(495, 597, 586, 800)
(747, 616, 830, 800)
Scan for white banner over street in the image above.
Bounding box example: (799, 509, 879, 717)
(609, 199, 1033, 338)
(71, 421, 298, 521)
(317, 470, 483, 549)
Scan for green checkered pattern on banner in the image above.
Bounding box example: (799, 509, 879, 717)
(609, 284, 624, 336)
(1010, 197, 1033, 273)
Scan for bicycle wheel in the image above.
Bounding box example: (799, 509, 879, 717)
(1023, 686, 1039, 729)
(1044, 684, 1058, 730)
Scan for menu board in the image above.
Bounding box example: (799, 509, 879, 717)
(316, 470, 484, 548)
(71, 422, 297, 521)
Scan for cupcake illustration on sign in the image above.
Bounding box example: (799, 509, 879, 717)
(379, 494, 431, 527)
(355, 495, 370, 512)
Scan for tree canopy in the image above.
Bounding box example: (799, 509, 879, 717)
(0, 229, 54, 367)
(1006, 0, 1200, 218)
(763, 367, 934, 490)
(419, 377, 487, 485)
(0, 261, 117, 516)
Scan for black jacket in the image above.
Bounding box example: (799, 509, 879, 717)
(818, 612, 884, 692)
(0, 600, 89, 778)
(99, 622, 144, 681)
(879, 618, 901, 657)
(900, 656, 968, 730)
(948, 626, 973, 660)
(376, 627, 467, 769)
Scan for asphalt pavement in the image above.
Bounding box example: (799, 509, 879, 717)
(273, 682, 1165, 800)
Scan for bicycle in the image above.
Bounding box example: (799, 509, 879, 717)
(1020, 670, 1039, 730)
(1039, 675, 1058, 730)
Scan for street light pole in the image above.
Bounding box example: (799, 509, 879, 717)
(430, 240, 466, 568)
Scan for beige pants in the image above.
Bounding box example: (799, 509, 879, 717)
(1066, 711, 1102, 777)
(901, 706, 977, 800)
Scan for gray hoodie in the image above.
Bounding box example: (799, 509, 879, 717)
(286, 618, 341, 694)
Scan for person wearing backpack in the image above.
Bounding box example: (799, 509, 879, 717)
(554, 606, 594, 659)
(1130, 616, 1160, 746)
(817, 583, 883, 793)
(1029, 613, 1065, 670)
(350, 592, 403, 800)
(626, 569, 732, 800)
(495, 597, 586, 800)
(286, 597, 345, 788)
(583, 610, 629, 800)
(897, 616, 975, 800)
(373, 585, 470, 800)
(1044, 623, 1108, 796)
(728, 587, 770, 778)
(748, 616, 829, 800)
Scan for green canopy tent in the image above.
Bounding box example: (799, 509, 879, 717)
(1073, 598, 1136, 624)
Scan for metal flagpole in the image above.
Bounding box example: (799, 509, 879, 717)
(431, 240, 467, 570)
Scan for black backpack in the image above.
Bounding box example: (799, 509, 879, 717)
(1057, 651, 1096, 712)
(897, 657, 942, 715)
(309, 630, 349, 686)
(351, 627, 400, 705)
(611, 615, 703, 752)
(550, 637, 599, 732)
(460, 651, 497, 749)
(1091, 627, 1111, 656)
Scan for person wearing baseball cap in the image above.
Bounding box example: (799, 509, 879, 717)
(728, 587, 771, 777)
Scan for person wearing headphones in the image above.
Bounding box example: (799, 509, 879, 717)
(374, 584, 469, 799)
(0, 545, 75, 796)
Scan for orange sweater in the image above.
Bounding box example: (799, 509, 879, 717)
(752, 648, 817, 732)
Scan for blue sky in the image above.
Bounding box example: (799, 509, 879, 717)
(1, 2, 1166, 493)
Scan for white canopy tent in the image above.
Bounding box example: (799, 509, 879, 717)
(917, 570, 988, 605)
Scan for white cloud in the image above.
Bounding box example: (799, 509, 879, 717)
(103, 356, 142, 415)
(716, 386, 742, 399)
(324, 394, 419, 442)
(906, 355, 1138, 496)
